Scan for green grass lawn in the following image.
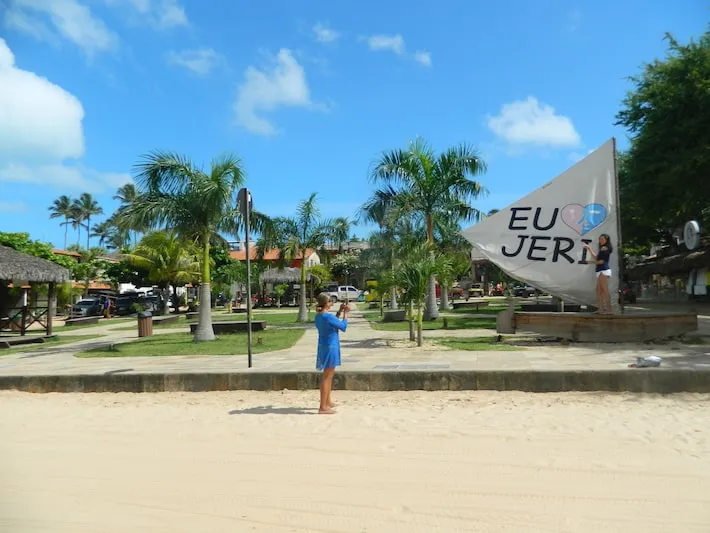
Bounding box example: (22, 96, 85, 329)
(363, 311, 496, 331)
(53, 317, 134, 332)
(75, 329, 305, 358)
(0, 334, 105, 355)
(112, 311, 306, 332)
(433, 336, 522, 351)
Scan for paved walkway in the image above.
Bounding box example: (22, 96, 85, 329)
(1, 306, 709, 376)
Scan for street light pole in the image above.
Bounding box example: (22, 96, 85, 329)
(238, 188, 253, 368)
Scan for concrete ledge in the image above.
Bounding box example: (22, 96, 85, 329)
(1, 370, 709, 394)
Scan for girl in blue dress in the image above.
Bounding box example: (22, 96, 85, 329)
(314, 292, 349, 414)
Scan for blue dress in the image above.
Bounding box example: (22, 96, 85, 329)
(314, 313, 347, 371)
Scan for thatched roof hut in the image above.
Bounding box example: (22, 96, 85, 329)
(259, 267, 320, 285)
(0, 245, 72, 283)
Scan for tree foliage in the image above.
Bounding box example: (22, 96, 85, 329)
(0, 232, 76, 271)
(615, 28, 710, 249)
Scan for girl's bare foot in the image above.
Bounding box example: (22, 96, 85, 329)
(318, 408, 336, 415)
(328, 401, 336, 408)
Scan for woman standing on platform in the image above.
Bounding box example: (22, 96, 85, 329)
(584, 234, 613, 314)
(314, 293, 349, 414)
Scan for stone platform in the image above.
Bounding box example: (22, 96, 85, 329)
(1, 369, 709, 394)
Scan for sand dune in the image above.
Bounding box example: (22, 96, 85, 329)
(1, 390, 709, 532)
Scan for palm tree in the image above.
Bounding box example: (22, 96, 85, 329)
(432, 214, 473, 311)
(369, 138, 487, 319)
(48, 195, 74, 250)
(122, 151, 251, 341)
(69, 204, 84, 246)
(113, 183, 137, 206)
(91, 221, 113, 249)
(259, 193, 332, 322)
(114, 183, 139, 246)
(127, 231, 200, 315)
(395, 243, 451, 346)
(331, 217, 351, 252)
(73, 193, 103, 250)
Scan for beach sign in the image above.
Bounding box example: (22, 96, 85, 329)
(461, 138, 620, 310)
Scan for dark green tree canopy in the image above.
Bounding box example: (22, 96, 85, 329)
(616, 28, 710, 249)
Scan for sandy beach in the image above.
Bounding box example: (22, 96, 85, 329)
(1, 390, 709, 533)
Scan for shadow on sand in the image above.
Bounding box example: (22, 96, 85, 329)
(228, 405, 318, 416)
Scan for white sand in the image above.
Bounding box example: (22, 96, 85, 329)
(1, 390, 709, 533)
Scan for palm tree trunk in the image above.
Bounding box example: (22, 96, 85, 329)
(408, 300, 415, 342)
(161, 286, 171, 316)
(194, 238, 216, 342)
(86, 216, 90, 250)
(423, 213, 439, 320)
(389, 252, 398, 310)
(297, 255, 308, 322)
(417, 300, 424, 347)
(439, 279, 450, 311)
(63, 217, 68, 250)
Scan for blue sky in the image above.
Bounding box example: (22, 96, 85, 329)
(0, 0, 707, 248)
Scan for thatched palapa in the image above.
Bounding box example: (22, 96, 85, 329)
(0, 245, 72, 283)
(259, 267, 320, 285)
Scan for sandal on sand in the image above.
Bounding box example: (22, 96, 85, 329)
(318, 408, 336, 415)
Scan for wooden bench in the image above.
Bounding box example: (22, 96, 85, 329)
(0, 336, 47, 349)
(153, 314, 180, 324)
(452, 300, 490, 311)
(64, 316, 100, 327)
(189, 321, 266, 334)
(383, 310, 407, 322)
(231, 307, 247, 314)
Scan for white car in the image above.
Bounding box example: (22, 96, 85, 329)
(327, 286, 361, 302)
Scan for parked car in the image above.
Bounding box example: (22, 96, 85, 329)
(467, 284, 485, 299)
(71, 299, 102, 318)
(513, 285, 536, 298)
(114, 295, 139, 316)
(326, 286, 361, 302)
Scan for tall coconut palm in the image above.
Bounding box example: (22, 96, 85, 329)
(369, 138, 487, 319)
(127, 231, 200, 316)
(331, 217, 351, 252)
(69, 204, 84, 246)
(113, 183, 139, 245)
(48, 195, 74, 250)
(122, 151, 251, 341)
(73, 193, 103, 250)
(259, 193, 332, 322)
(91, 220, 114, 249)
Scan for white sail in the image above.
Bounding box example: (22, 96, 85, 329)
(461, 139, 620, 311)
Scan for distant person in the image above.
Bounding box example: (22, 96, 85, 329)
(314, 293, 349, 414)
(584, 234, 613, 314)
(102, 298, 111, 319)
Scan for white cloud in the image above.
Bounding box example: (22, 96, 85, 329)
(167, 48, 222, 75)
(365, 34, 405, 55)
(234, 49, 318, 136)
(313, 22, 339, 43)
(105, 0, 188, 28)
(0, 38, 129, 192)
(487, 97, 581, 149)
(3, 0, 118, 56)
(0, 201, 28, 213)
(414, 51, 432, 67)
(0, 38, 85, 161)
(0, 163, 132, 193)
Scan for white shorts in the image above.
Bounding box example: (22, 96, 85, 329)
(596, 269, 612, 279)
